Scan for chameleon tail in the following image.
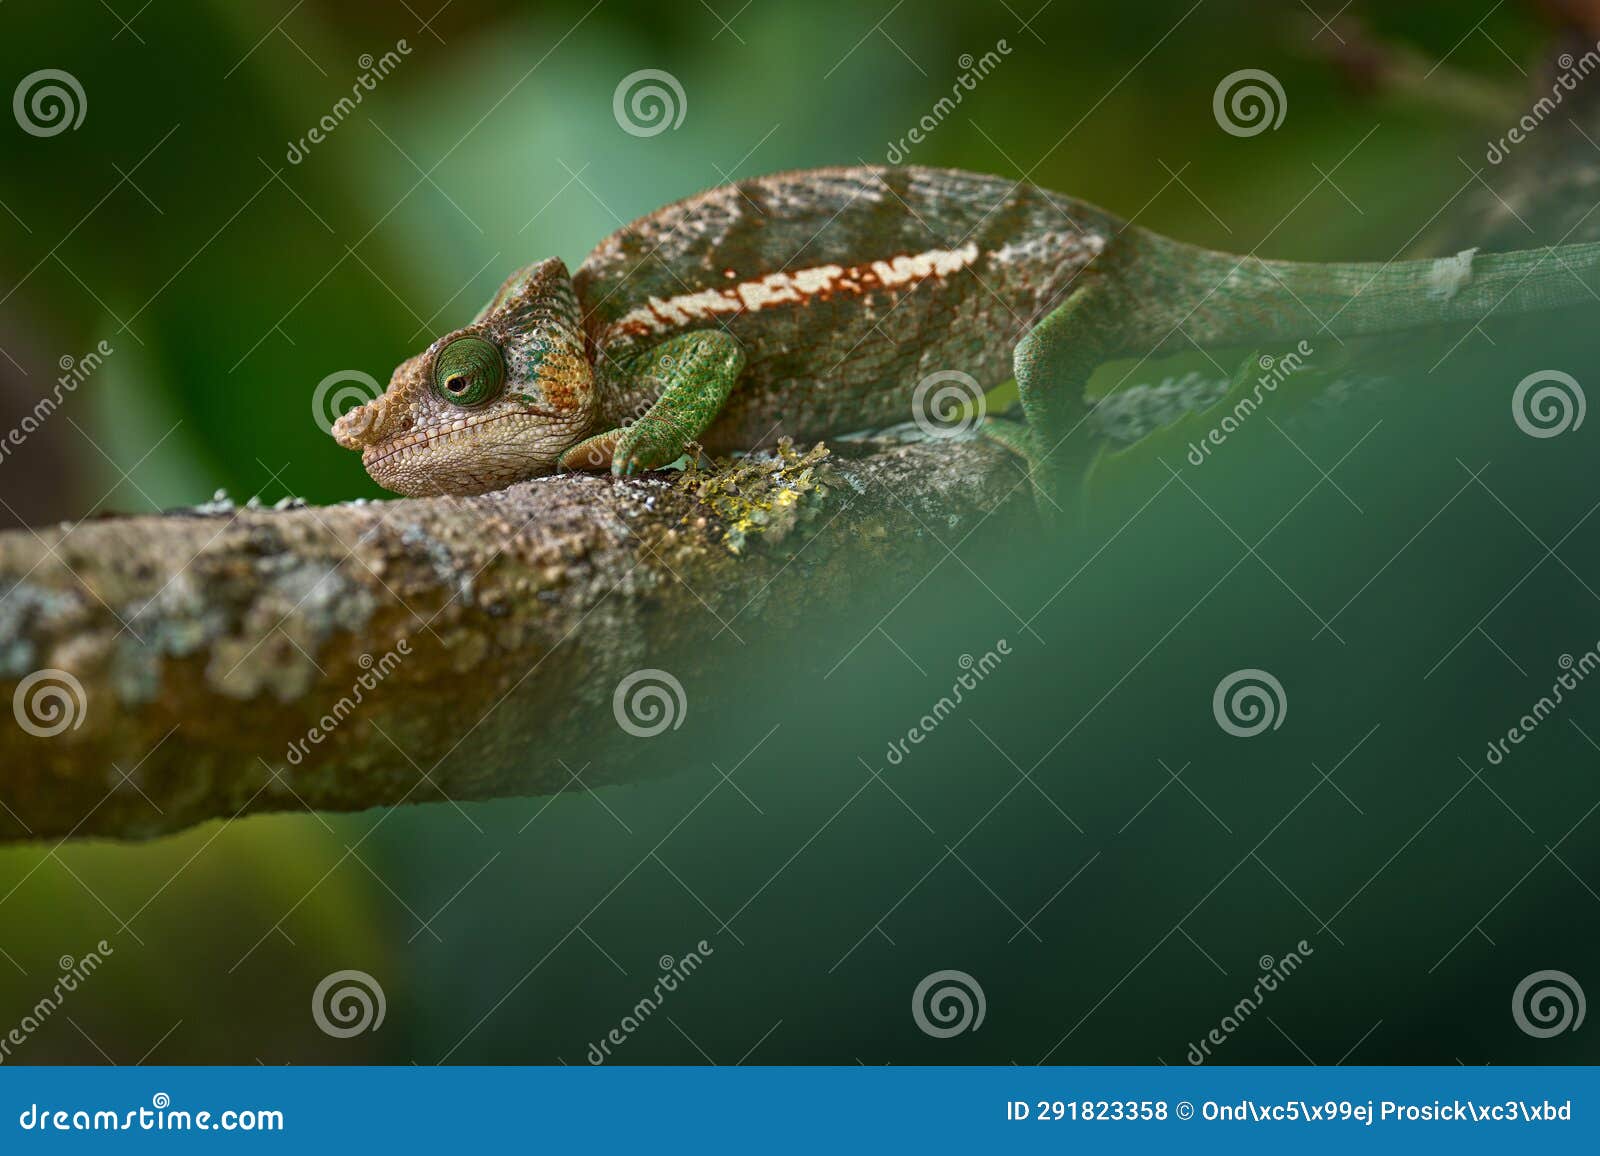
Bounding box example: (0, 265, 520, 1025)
(992, 229, 1600, 519)
(1123, 229, 1600, 353)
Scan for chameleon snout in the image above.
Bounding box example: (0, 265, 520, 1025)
(331, 397, 390, 450)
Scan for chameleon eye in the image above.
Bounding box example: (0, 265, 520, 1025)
(432, 336, 505, 407)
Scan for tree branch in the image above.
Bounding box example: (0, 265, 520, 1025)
(0, 436, 1030, 842)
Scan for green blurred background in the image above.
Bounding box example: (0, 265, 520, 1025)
(1, 0, 1598, 1064)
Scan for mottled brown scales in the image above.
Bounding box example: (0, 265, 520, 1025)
(577, 166, 1113, 449)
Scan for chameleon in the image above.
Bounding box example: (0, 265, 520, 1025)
(331, 164, 1600, 500)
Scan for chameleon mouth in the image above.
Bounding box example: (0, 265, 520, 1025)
(361, 410, 539, 470)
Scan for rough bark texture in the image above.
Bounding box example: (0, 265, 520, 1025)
(0, 435, 1029, 843)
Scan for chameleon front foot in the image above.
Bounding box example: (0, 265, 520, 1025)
(559, 429, 623, 472)
(557, 425, 700, 476)
(607, 330, 747, 477)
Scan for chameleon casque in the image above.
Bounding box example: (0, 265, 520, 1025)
(332, 164, 1598, 498)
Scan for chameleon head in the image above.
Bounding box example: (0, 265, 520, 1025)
(331, 257, 595, 496)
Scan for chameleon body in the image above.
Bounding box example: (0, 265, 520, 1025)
(577, 167, 1109, 453)
(332, 164, 1600, 498)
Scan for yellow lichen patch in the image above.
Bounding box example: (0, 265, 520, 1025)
(675, 440, 834, 554)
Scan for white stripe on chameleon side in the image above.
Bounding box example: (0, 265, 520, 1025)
(614, 242, 982, 336)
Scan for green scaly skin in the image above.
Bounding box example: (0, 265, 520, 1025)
(331, 165, 1600, 504)
(560, 331, 745, 475)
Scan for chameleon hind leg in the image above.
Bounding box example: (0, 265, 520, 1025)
(560, 330, 746, 476)
(988, 281, 1124, 516)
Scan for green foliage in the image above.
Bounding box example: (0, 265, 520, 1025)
(0, 0, 1576, 1066)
